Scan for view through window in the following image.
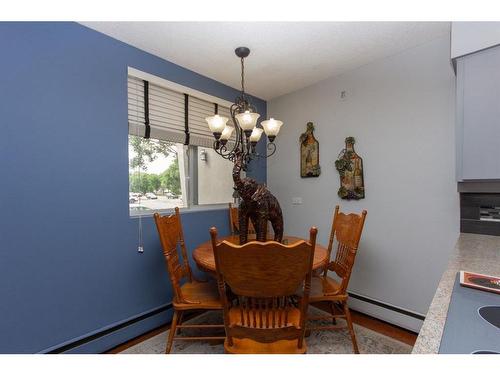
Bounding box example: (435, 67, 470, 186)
(128, 136, 235, 214)
(128, 135, 186, 213)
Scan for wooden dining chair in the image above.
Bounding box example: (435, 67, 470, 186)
(154, 208, 224, 354)
(210, 226, 318, 354)
(306, 205, 367, 354)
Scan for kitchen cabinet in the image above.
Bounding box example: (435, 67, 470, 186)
(456, 45, 500, 180)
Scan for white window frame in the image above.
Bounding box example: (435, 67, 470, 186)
(127, 67, 236, 217)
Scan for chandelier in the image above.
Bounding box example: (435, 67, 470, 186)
(205, 47, 283, 170)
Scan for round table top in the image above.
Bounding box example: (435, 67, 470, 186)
(192, 234, 328, 274)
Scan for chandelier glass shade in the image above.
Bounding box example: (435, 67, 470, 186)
(249, 127, 263, 143)
(261, 118, 283, 142)
(235, 110, 260, 132)
(205, 114, 229, 138)
(220, 125, 234, 141)
(205, 47, 283, 170)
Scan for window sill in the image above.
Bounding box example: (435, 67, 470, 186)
(129, 203, 232, 218)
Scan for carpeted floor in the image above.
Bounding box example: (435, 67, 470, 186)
(121, 309, 412, 354)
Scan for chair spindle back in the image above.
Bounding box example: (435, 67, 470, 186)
(325, 205, 367, 294)
(154, 207, 193, 304)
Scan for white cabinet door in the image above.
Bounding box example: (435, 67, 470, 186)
(457, 45, 500, 180)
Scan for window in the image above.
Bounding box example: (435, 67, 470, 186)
(127, 71, 235, 215)
(128, 136, 186, 213)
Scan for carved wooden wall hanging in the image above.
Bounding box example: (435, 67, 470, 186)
(300, 122, 321, 178)
(335, 137, 365, 200)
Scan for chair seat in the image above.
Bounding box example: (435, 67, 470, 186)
(308, 275, 347, 302)
(174, 280, 223, 310)
(224, 337, 307, 354)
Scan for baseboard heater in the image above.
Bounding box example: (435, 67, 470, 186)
(43, 303, 172, 354)
(348, 292, 426, 321)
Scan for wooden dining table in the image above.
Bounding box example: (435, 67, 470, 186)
(192, 234, 329, 274)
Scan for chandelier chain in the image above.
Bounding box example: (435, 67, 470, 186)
(240, 57, 245, 96)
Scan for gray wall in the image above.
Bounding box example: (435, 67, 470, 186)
(267, 36, 459, 331)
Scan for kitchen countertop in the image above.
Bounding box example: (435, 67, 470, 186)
(412, 233, 500, 354)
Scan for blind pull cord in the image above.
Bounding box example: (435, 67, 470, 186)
(135, 79, 144, 253)
(137, 214, 144, 253)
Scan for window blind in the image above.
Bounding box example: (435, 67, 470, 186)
(128, 76, 186, 144)
(187, 100, 235, 148)
(128, 75, 236, 147)
(188, 96, 217, 148)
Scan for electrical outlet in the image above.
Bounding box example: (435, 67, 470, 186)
(292, 197, 303, 205)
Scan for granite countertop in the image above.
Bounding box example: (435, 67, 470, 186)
(412, 233, 500, 354)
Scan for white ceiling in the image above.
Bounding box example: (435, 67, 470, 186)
(81, 22, 450, 100)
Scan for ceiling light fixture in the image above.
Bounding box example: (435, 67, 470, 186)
(205, 47, 283, 170)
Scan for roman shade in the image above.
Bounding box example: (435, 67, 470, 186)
(128, 75, 235, 147)
(188, 96, 218, 148)
(128, 76, 186, 143)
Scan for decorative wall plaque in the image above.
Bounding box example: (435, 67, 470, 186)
(300, 122, 321, 178)
(335, 137, 365, 200)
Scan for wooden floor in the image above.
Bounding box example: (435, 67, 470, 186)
(106, 322, 170, 354)
(106, 309, 417, 353)
(349, 310, 417, 346)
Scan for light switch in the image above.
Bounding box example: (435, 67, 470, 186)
(292, 197, 303, 205)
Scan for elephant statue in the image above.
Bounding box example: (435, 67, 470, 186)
(232, 154, 284, 244)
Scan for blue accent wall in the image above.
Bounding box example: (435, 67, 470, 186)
(0, 22, 267, 353)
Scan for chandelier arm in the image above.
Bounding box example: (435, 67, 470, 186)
(266, 142, 277, 157)
(215, 104, 240, 158)
(214, 142, 237, 159)
(223, 103, 242, 155)
(251, 142, 276, 160)
(247, 103, 257, 113)
(214, 142, 235, 160)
